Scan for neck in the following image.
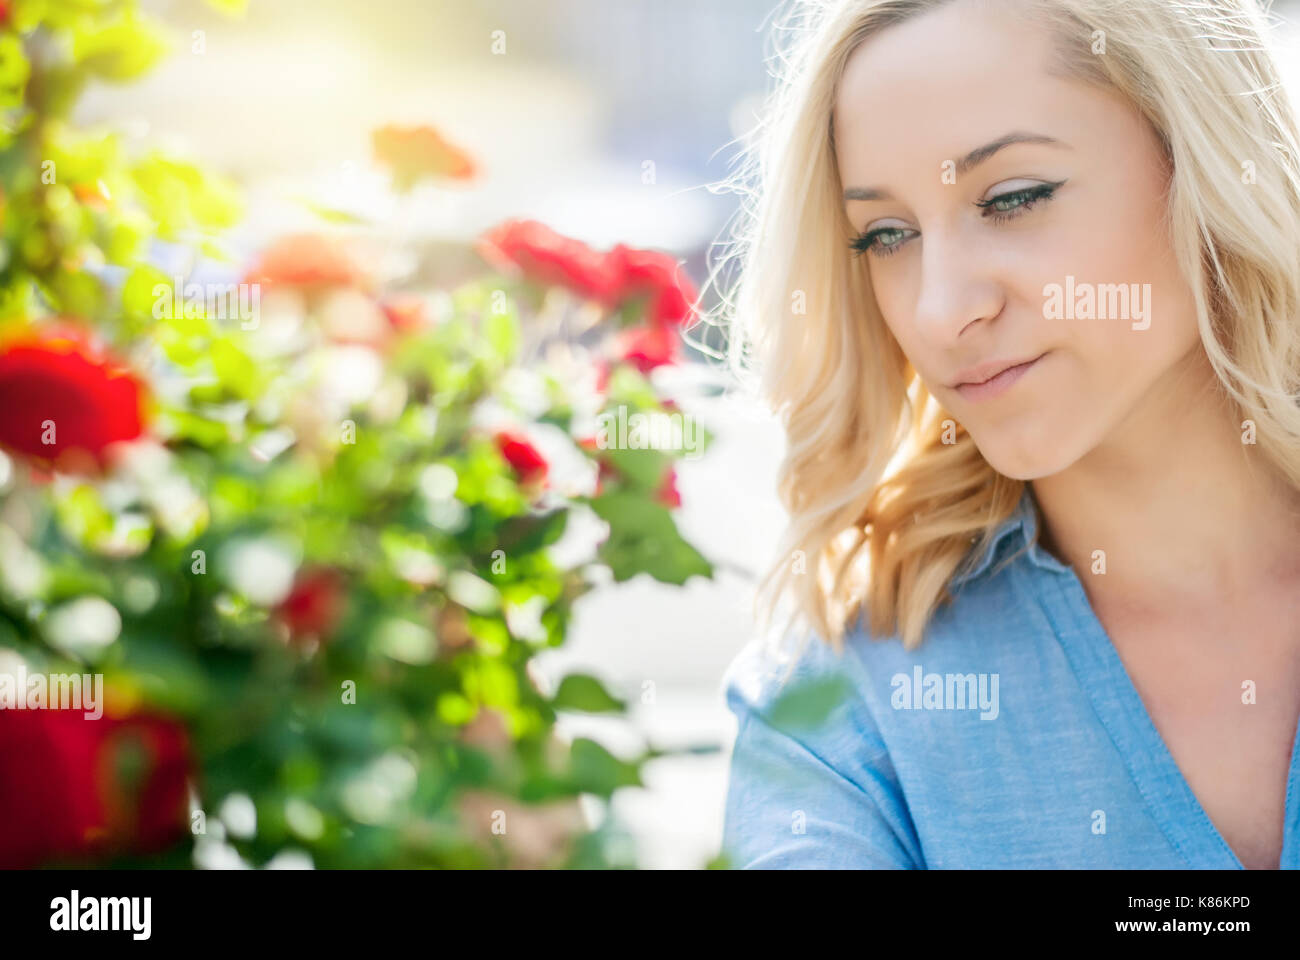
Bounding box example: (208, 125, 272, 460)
(1030, 349, 1300, 606)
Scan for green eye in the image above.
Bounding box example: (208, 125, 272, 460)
(849, 226, 915, 259)
(849, 178, 1067, 259)
(974, 180, 1066, 221)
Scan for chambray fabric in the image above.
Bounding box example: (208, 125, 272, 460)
(720, 487, 1300, 869)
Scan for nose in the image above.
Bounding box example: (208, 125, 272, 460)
(910, 223, 1004, 345)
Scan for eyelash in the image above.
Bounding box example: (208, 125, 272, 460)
(849, 180, 1065, 259)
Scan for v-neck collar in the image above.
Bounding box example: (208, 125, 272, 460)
(1013, 486, 1300, 869)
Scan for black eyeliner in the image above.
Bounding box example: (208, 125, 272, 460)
(849, 178, 1067, 258)
(974, 178, 1068, 211)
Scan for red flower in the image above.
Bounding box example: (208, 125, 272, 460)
(475, 221, 700, 329)
(380, 294, 430, 334)
(477, 219, 623, 305)
(276, 567, 346, 642)
(495, 430, 549, 488)
(0, 707, 193, 868)
(373, 124, 477, 190)
(656, 466, 682, 509)
(0, 329, 147, 471)
(606, 244, 698, 327)
(243, 233, 371, 291)
(613, 322, 682, 374)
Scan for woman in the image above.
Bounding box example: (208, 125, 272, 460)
(715, 0, 1300, 868)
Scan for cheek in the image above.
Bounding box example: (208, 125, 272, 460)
(1052, 226, 1200, 397)
(1000, 287, 1200, 479)
(1038, 172, 1199, 406)
(869, 265, 928, 362)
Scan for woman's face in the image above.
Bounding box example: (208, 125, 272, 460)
(833, 0, 1202, 479)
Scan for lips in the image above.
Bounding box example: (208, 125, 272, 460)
(950, 353, 1046, 388)
(951, 352, 1047, 402)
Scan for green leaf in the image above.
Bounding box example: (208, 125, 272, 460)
(48, 268, 105, 319)
(0, 35, 31, 111)
(54, 484, 115, 547)
(767, 672, 856, 733)
(567, 737, 641, 796)
(552, 673, 626, 713)
(437, 692, 476, 725)
(482, 305, 518, 363)
(493, 510, 568, 557)
(211, 337, 262, 400)
(295, 197, 372, 225)
(121, 264, 171, 324)
(73, 14, 170, 83)
(602, 444, 668, 490)
(589, 492, 712, 585)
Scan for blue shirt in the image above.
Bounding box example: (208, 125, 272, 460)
(720, 486, 1300, 868)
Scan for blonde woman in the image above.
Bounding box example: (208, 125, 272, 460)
(717, 0, 1300, 869)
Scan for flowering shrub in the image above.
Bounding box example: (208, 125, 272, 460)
(0, 0, 712, 868)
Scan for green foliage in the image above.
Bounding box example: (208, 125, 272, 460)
(552, 673, 626, 713)
(0, 0, 242, 331)
(767, 672, 855, 732)
(589, 492, 712, 585)
(0, 0, 714, 869)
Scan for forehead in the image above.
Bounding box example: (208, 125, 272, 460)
(833, 3, 1068, 171)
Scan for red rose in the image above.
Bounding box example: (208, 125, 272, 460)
(0, 329, 147, 471)
(116, 714, 193, 853)
(477, 219, 623, 305)
(276, 567, 347, 641)
(606, 244, 698, 327)
(243, 233, 371, 291)
(656, 466, 682, 509)
(380, 294, 430, 334)
(373, 124, 477, 190)
(0, 707, 193, 868)
(613, 322, 682, 374)
(494, 429, 549, 488)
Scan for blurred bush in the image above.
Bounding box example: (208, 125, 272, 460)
(0, 0, 712, 869)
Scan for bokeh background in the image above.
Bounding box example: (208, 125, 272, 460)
(72, 0, 1300, 868)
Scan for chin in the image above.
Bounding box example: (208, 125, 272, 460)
(966, 418, 1085, 481)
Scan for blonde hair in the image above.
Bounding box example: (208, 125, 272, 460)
(701, 0, 1300, 653)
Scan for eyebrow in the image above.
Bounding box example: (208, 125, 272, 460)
(842, 132, 1067, 203)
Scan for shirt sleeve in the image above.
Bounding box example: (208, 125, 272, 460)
(719, 632, 923, 869)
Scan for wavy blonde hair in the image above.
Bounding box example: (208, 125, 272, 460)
(701, 0, 1300, 653)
